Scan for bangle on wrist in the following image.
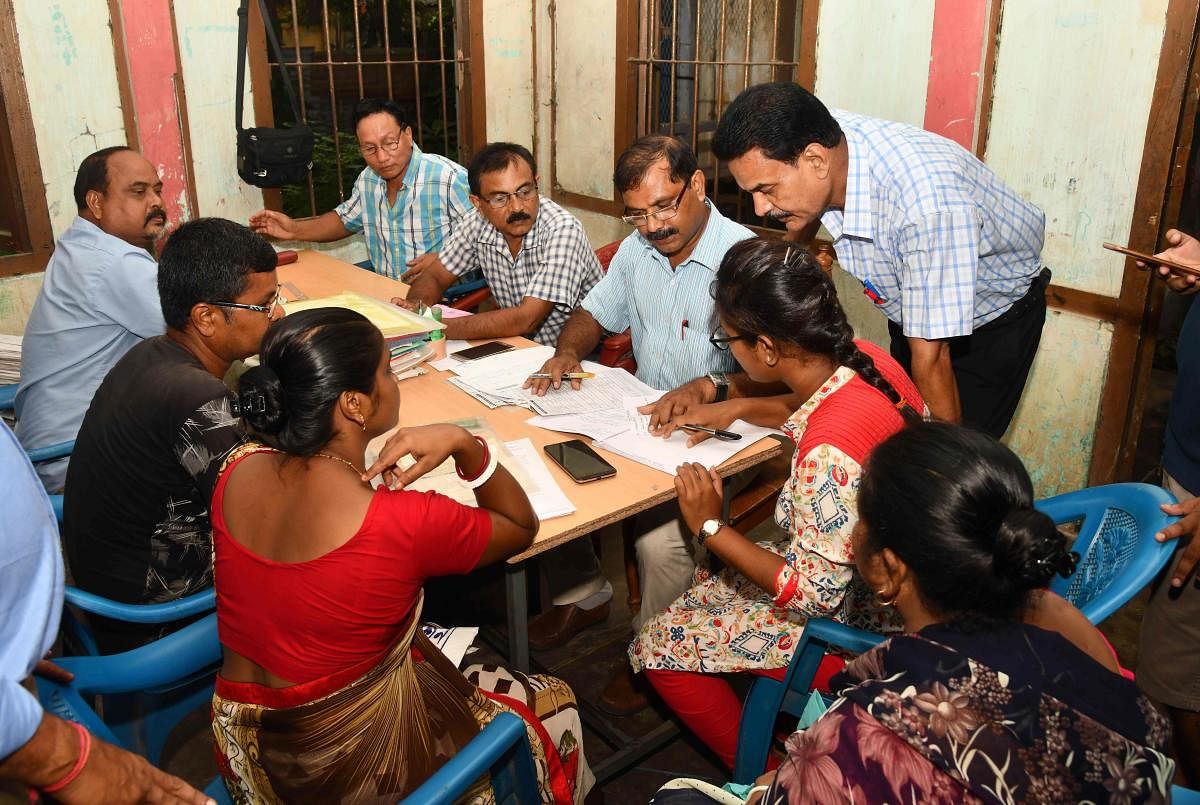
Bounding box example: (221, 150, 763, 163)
(461, 442, 500, 490)
(455, 435, 490, 481)
(42, 721, 91, 794)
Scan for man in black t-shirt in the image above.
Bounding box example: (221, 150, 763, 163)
(63, 218, 280, 650)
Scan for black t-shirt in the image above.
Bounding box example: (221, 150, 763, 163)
(64, 336, 244, 610)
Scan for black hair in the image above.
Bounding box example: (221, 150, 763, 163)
(351, 98, 409, 132)
(237, 307, 384, 456)
(858, 422, 1078, 622)
(467, 142, 537, 195)
(712, 82, 843, 164)
(157, 218, 278, 331)
(74, 146, 133, 211)
(613, 134, 699, 195)
(714, 237, 912, 413)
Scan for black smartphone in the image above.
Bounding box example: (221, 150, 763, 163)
(544, 439, 617, 483)
(451, 341, 516, 362)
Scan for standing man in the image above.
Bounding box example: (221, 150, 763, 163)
(712, 82, 1048, 438)
(249, 98, 470, 280)
(15, 146, 168, 490)
(401, 142, 603, 345)
(63, 218, 279, 652)
(525, 135, 754, 713)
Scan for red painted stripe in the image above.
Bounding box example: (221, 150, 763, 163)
(924, 0, 989, 150)
(119, 0, 191, 223)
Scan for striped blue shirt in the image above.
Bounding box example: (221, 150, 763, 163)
(334, 144, 471, 279)
(822, 110, 1045, 340)
(582, 201, 752, 391)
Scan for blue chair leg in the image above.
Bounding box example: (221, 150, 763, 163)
(732, 676, 787, 785)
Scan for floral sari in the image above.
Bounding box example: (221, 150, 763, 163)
(212, 594, 592, 803)
(761, 622, 1174, 804)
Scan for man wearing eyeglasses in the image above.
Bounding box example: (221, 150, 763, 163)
(62, 219, 280, 652)
(401, 142, 603, 345)
(248, 98, 470, 281)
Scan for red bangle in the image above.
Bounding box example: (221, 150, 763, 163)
(42, 721, 91, 794)
(455, 436, 490, 482)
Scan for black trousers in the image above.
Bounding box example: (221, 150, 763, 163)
(889, 268, 1050, 439)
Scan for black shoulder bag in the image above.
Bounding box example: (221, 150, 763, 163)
(235, 0, 314, 187)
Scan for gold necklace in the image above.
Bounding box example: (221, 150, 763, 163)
(312, 452, 363, 476)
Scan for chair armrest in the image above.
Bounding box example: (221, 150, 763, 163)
(64, 586, 216, 623)
(26, 440, 74, 463)
(803, 618, 885, 655)
(54, 613, 221, 696)
(0, 383, 15, 410)
(403, 712, 536, 803)
(49, 494, 64, 524)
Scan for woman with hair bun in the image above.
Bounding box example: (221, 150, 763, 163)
(753, 422, 1174, 804)
(209, 307, 592, 803)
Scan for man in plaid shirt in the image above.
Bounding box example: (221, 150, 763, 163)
(713, 83, 1049, 438)
(403, 142, 603, 346)
(249, 98, 470, 281)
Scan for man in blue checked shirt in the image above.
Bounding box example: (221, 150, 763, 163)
(713, 82, 1049, 438)
(249, 98, 470, 281)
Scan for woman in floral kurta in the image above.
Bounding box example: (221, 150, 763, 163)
(629, 239, 924, 768)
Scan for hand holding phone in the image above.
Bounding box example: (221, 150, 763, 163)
(1103, 241, 1200, 277)
(544, 439, 616, 483)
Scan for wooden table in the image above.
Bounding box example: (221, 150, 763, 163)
(278, 250, 783, 666)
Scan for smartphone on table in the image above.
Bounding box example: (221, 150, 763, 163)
(451, 341, 516, 362)
(544, 439, 617, 483)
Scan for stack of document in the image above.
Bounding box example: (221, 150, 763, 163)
(0, 334, 20, 385)
(282, 291, 445, 349)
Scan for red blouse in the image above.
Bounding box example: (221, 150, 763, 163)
(212, 449, 492, 684)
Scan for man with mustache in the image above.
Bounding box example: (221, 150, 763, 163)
(402, 142, 602, 345)
(522, 135, 755, 713)
(711, 82, 1048, 438)
(15, 147, 169, 490)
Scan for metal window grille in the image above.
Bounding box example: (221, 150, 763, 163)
(260, 0, 474, 218)
(629, 0, 811, 228)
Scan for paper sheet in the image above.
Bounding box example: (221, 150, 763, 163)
(420, 623, 478, 668)
(526, 409, 636, 442)
(594, 419, 780, 474)
(502, 438, 575, 519)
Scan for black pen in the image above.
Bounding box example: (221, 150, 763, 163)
(680, 424, 742, 441)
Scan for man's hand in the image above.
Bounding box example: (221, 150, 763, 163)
(1141, 229, 1200, 295)
(248, 209, 298, 240)
(523, 354, 584, 396)
(362, 424, 483, 489)
(33, 658, 74, 684)
(641, 378, 716, 434)
(401, 252, 440, 283)
(389, 296, 421, 311)
(55, 737, 214, 804)
(674, 462, 724, 536)
(1156, 496, 1200, 589)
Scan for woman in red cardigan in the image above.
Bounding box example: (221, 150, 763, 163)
(629, 237, 925, 768)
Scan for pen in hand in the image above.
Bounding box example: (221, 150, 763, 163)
(679, 424, 742, 441)
(526, 372, 595, 380)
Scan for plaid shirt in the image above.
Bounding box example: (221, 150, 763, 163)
(441, 196, 603, 345)
(822, 110, 1046, 340)
(334, 145, 471, 280)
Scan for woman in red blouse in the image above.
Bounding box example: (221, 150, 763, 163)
(209, 307, 591, 803)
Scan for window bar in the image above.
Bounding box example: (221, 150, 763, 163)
(351, 0, 364, 98)
(712, 0, 729, 213)
(320, 0, 346, 199)
(688, 0, 701, 158)
(635, 0, 653, 138)
(409, 0, 425, 148)
(382, 0, 395, 101)
(436, 0, 451, 156)
(736, 0, 756, 224)
(288, 0, 317, 215)
(667, 0, 678, 137)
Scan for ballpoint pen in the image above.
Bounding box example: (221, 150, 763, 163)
(526, 372, 595, 380)
(679, 424, 742, 441)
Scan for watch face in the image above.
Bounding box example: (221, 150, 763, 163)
(701, 519, 722, 536)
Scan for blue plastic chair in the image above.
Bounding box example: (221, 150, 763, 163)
(1174, 784, 1200, 803)
(1037, 482, 1178, 623)
(35, 612, 221, 766)
(0, 382, 15, 410)
(0, 382, 74, 463)
(402, 712, 541, 804)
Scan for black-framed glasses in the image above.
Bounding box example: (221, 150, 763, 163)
(710, 327, 753, 351)
(481, 183, 538, 209)
(621, 184, 688, 226)
(210, 286, 282, 316)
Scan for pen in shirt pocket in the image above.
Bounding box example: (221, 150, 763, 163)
(862, 279, 887, 305)
(681, 319, 689, 340)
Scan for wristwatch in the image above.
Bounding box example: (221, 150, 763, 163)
(697, 518, 727, 548)
(707, 371, 729, 403)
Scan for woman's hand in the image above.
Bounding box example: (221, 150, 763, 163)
(641, 377, 717, 433)
(649, 401, 739, 445)
(674, 462, 723, 535)
(362, 424, 481, 488)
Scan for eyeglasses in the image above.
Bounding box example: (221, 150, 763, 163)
(621, 184, 689, 227)
(481, 183, 538, 209)
(710, 327, 754, 351)
(359, 137, 406, 159)
(210, 286, 283, 317)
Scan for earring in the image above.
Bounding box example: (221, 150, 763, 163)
(873, 588, 897, 608)
(358, 417, 366, 431)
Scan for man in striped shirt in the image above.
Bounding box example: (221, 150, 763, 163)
(249, 98, 470, 280)
(713, 82, 1048, 438)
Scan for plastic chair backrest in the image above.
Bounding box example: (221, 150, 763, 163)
(0, 382, 15, 411)
(400, 712, 540, 804)
(26, 439, 74, 463)
(1035, 483, 1178, 624)
(1173, 784, 1200, 803)
(732, 618, 884, 783)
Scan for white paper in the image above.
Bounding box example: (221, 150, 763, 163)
(525, 365, 660, 416)
(527, 409, 635, 442)
(502, 438, 575, 519)
(421, 622, 478, 668)
(594, 419, 779, 474)
(429, 340, 473, 371)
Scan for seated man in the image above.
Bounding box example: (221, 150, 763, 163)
(16, 146, 168, 491)
(0, 422, 209, 803)
(524, 135, 756, 712)
(63, 218, 279, 652)
(402, 142, 603, 345)
(249, 98, 470, 280)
